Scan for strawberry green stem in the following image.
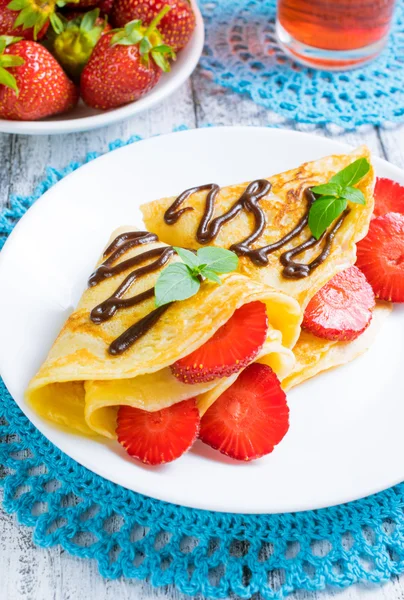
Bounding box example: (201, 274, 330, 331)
(8, 0, 57, 40)
(144, 5, 171, 36)
(110, 8, 175, 72)
(0, 36, 24, 94)
(0, 35, 22, 52)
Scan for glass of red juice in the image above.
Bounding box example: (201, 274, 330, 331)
(276, 0, 396, 70)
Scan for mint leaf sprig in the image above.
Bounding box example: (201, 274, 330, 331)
(308, 157, 371, 240)
(155, 247, 239, 307)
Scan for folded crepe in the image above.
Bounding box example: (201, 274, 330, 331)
(141, 146, 383, 390)
(141, 146, 375, 309)
(26, 227, 301, 438)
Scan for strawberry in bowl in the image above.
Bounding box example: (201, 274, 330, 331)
(0, 0, 51, 40)
(81, 8, 175, 109)
(0, 36, 78, 120)
(111, 0, 196, 51)
(0, 0, 199, 130)
(49, 8, 110, 79)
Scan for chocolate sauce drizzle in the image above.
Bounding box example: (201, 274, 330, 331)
(89, 181, 350, 355)
(88, 231, 174, 355)
(164, 185, 350, 279)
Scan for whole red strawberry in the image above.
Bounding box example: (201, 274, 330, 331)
(81, 8, 175, 110)
(111, 0, 195, 51)
(0, 0, 53, 40)
(0, 36, 78, 120)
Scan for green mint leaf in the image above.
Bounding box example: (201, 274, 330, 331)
(155, 263, 200, 307)
(311, 182, 341, 197)
(330, 158, 370, 188)
(342, 186, 366, 205)
(200, 267, 222, 284)
(173, 246, 200, 269)
(308, 196, 347, 240)
(184, 264, 201, 278)
(196, 247, 239, 274)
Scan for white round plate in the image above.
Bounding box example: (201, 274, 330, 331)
(0, 1, 203, 136)
(0, 127, 403, 514)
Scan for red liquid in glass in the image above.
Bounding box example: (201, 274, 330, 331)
(278, 0, 395, 51)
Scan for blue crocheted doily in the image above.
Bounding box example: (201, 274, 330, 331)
(2, 134, 404, 599)
(200, 0, 404, 129)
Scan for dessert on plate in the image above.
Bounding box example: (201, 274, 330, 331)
(26, 146, 404, 464)
(26, 229, 300, 462)
(142, 146, 374, 307)
(141, 145, 395, 392)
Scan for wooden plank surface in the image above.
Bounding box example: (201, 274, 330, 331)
(0, 72, 403, 600)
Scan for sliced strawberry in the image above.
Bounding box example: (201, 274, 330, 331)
(171, 301, 268, 384)
(356, 213, 404, 303)
(373, 177, 404, 218)
(116, 399, 199, 465)
(199, 363, 289, 461)
(302, 266, 375, 341)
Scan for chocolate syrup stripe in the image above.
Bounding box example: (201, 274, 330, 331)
(88, 231, 175, 355)
(164, 184, 349, 278)
(88, 180, 350, 355)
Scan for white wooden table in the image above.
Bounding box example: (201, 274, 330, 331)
(1, 67, 404, 600)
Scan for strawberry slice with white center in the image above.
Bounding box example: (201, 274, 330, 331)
(302, 266, 375, 341)
(199, 363, 289, 461)
(116, 399, 199, 465)
(356, 212, 404, 303)
(373, 177, 404, 218)
(171, 301, 268, 384)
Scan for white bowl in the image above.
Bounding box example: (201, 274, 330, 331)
(0, 0, 204, 136)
